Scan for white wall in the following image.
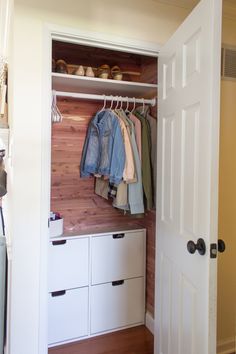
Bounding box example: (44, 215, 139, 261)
(8, 1, 190, 354)
(15, 0, 190, 44)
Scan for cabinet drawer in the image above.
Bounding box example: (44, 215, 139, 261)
(48, 287, 88, 345)
(48, 237, 89, 292)
(91, 277, 145, 334)
(91, 231, 145, 285)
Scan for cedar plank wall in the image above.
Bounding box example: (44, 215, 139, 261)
(51, 98, 156, 317)
(52, 41, 157, 85)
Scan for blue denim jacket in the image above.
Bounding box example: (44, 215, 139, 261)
(80, 110, 125, 185)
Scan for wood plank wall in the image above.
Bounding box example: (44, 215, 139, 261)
(51, 98, 156, 316)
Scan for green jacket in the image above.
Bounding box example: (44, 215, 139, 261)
(134, 111, 153, 210)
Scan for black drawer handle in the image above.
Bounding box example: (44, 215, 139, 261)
(51, 290, 66, 297)
(113, 233, 125, 239)
(52, 240, 67, 246)
(112, 280, 124, 286)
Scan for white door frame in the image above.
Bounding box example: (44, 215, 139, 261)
(40, 24, 160, 354)
(0, 0, 13, 60)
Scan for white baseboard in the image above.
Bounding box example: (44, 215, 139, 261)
(217, 336, 235, 354)
(145, 311, 154, 335)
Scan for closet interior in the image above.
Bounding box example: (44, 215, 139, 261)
(48, 40, 158, 350)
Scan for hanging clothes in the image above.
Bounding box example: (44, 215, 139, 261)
(129, 113, 142, 160)
(113, 181, 129, 210)
(80, 109, 125, 185)
(114, 110, 136, 183)
(113, 109, 144, 214)
(135, 106, 157, 206)
(126, 114, 144, 214)
(94, 177, 109, 200)
(81, 102, 154, 215)
(133, 110, 153, 210)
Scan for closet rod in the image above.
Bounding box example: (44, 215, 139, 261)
(55, 91, 156, 106)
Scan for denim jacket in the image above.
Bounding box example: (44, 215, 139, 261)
(80, 110, 126, 185)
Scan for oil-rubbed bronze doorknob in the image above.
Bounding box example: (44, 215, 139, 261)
(218, 239, 226, 253)
(187, 238, 206, 256)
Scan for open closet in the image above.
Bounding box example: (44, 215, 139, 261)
(48, 40, 158, 350)
(0, 0, 224, 352)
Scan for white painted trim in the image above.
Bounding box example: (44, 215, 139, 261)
(217, 336, 235, 354)
(4, 257, 12, 354)
(48, 23, 161, 56)
(39, 23, 160, 354)
(38, 24, 52, 354)
(145, 311, 154, 335)
(0, 0, 13, 59)
(208, 1, 222, 353)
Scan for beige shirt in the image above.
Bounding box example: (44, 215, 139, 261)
(114, 111, 136, 183)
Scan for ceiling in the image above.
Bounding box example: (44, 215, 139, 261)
(153, 0, 236, 20)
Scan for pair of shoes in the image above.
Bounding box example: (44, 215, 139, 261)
(75, 66, 94, 77)
(97, 64, 110, 79)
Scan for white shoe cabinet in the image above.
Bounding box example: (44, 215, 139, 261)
(48, 228, 146, 346)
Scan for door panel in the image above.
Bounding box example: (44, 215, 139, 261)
(181, 102, 200, 238)
(155, 0, 222, 353)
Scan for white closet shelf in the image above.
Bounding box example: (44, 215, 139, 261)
(52, 73, 157, 97)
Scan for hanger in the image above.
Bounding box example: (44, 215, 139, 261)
(51, 91, 58, 122)
(109, 95, 114, 110)
(118, 96, 124, 111)
(125, 97, 129, 111)
(114, 96, 120, 110)
(98, 95, 107, 113)
(141, 98, 145, 115)
(125, 96, 130, 113)
(131, 97, 136, 114)
(51, 90, 63, 123)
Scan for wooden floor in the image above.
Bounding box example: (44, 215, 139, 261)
(48, 326, 154, 354)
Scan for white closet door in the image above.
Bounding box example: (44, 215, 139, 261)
(155, 0, 222, 353)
